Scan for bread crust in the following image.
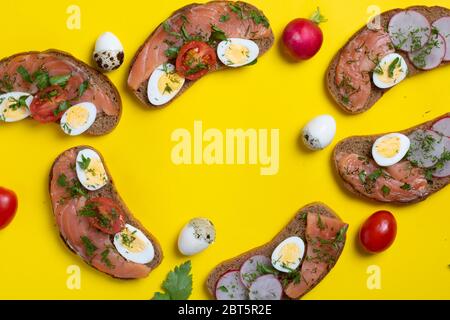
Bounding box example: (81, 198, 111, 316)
(49, 146, 163, 279)
(333, 114, 450, 203)
(205, 202, 346, 299)
(326, 6, 450, 114)
(0, 49, 122, 135)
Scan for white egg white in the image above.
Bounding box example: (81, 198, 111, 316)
(147, 63, 185, 106)
(271, 236, 305, 273)
(302, 115, 337, 150)
(0, 92, 33, 122)
(373, 53, 408, 89)
(75, 148, 108, 191)
(95, 32, 123, 52)
(372, 133, 411, 167)
(114, 224, 155, 264)
(217, 38, 259, 67)
(178, 218, 215, 256)
(60, 102, 97, 136)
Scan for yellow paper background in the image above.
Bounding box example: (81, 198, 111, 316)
(0, 0, 449, 300)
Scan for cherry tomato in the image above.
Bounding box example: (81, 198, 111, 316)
(0, 187, 18, 230)
(176, 41, 217, 80)
(85, 197, 125, 234)
(30, 86, 68, 123)
(359, 211, 397, 253)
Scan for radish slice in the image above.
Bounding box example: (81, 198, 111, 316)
(248, 274, 283, 300)
(432, 17, 450, 61)
(407, 130, 446, 168)
(432, 117, 450, 137)
(239, 255, 272, 288)
(388, 11, 431, 52)
(408, 33, 446, 70)
(433, 137, 450, 177)
(215, 270, 248, 300)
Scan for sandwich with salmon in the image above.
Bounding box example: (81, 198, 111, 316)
(128, 1, 274, 107)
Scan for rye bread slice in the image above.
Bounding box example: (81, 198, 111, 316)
(326, 6, 450, 114)
(206, 202, 346, 299)
(128, 1, 274, 108)
(0, 49, 122, 135)
(49, 146, 163, 278)
(333, 113, 450, 203)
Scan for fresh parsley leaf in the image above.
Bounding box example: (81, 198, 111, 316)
(358, 170, 367, 183)
(209, 24, 227, 42)
(49, 74, 71, 87)
(228, 3, 244, 19)
(101, 249, 113, 268)
(186, 63, 208, 76)
(164, 46, 180, 59)
(81, 236, 97, 257)
(219, 14, 230, 22)
(77, 154, 91, 170)
(249, 11, 269, 28)
(368, 169, 382, 181)
(381, 185, 391, 196)
(152, 261, 193, 300)
(400, 183, 411, 190)
(78, 80, 89, 97)
(387, 57, 400, 78)
(78, 203, 98, 217)
(57, 174, 68, 187)
(33, 70, 50, 90)
(218, 286, 228, 293)
(317, 214, 325, 230)
(17, 66, 32, 83)
(53, 101, 70, 116)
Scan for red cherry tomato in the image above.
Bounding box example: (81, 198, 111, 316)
(0, 187, 18, 230)
(176, 41, 217, 80)
(85, 197, 125, 235)
(30, 86, 68, 123)
(359, 211, 397, 253)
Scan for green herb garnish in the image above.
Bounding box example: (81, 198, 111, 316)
(77, 154, 91, 170)
(387, 57, 400, 78)
(101, 249, 113, 268)
(78, 80, 89, 98)
(152, 261, 193, 300)
(400, 183, 411, 190)
(17, 66, 32, 83)
(53, 101, 70, 116)
(57, 174, 68, 187)
(81, 236, 97, 257)
(49, 74, 71, 87)
(381, 185, 391, 196)
(220, 14, 230, 22)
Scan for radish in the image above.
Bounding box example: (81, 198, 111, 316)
(433, 138, 450, 178)
(408, 33, 446, 70)
(432, 17, 450, 61)
(407, 130, 447, 168)
(239, 255, 271, 288)
(215, 270, 248, 300)
(432, 117, 450, 137)
(248, 274, 283, 300)
(282, 7, 327, 60)
(388, 10, 431, 52)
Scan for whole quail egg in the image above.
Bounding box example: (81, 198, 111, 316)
(178, 218, 216, 256)
(93, 32, 124, 72)
(302, 114, 337, 150)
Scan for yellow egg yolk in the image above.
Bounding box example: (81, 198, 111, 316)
(376, 136, 401, 158)
(120, 229, 146, 253)
(2, 97, 28, 120)
(278, 243, 300, 266)
(377, 60, 403, 84)
(225, 43, 250, 65)
(158, 72, 183, 96)
(85, 158, 107, 187)
(66, 105, 89, 128)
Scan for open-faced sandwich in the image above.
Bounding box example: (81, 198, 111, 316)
(206, 203, 348, 300)
(334, 114, 450, 203)
(0, 50, 121, 135)
(327, 6, 450, 114)
(49, 146, 162, 278)
(128, 1, 274, 107)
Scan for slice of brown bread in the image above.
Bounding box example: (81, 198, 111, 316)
(206, 202, 347, 299)
(326, 6, 450, 114)
(0, 49, 122, 135)
(49, 146, 163, 278)
(128, 1, 274, 108)
(333, 114, 450, 203)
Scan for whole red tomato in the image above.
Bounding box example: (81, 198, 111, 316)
(359, 211, 397, 253)
(0, 187, 18, 230)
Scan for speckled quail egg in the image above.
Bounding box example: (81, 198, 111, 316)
(302, 115, 337, 150)
(93, 32, 124, 72)
(178, 218, 216, 256)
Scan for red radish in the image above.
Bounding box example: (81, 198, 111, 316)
(248, 274, 283, 300)
(388, 10, 431, 52)
(432, 17, 450, 61)
(239, 255, 271, 288)
(433, 138, 450, 178)
(408, 33, 446, 70)
(407, 130, 447, 168)
(215, 270, 248, 300)
(282, 7, 327, 60)
(432, 117, 450, 137)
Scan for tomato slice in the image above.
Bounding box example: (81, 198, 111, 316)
(30, 86, 68, 123)
(85, 197, 126, 235)
(176, 41, 217, 80)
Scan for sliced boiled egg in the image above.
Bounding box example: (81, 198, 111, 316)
(60, 103, 97, 136)
(178, 218, 216, 256)
(147, 63, 185, 106)
(372, 133, 410, 167)
(0, 92, 32, 122)
(113, 224, 155, 264)
(217, 38, 259, 67)
(271, 236, 305, 273)
(75, 148, 108, 191)
(372, 53, 408, 89)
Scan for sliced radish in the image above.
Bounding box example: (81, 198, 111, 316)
(433, 137, 450, 178)
(409, 33, 446, 70)
(432, 117, 450, 137)
(432, 17, 450, 61)
(248, 274, 283, 300)
(407, 130, 446, 168)
(215, 270, 248, 300)
(239, 255, 272, 288)
(388, 11, 431, 52)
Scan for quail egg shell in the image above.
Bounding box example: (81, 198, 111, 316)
(113, 224, 155, 264)
(372, 53, 408, 89)
(0, 92, 32, 122)
(93, 32, 124, 72)
(147, 63, 185, 106)
(60, 102, 97, 136)
(75, 148, 108, 191)
(178, 218, 216, 256)
(217, 38, 259, 67)
(271, 236, 305, 273)
(302, 115, 337, 150)
(372, 133, 410, 167)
